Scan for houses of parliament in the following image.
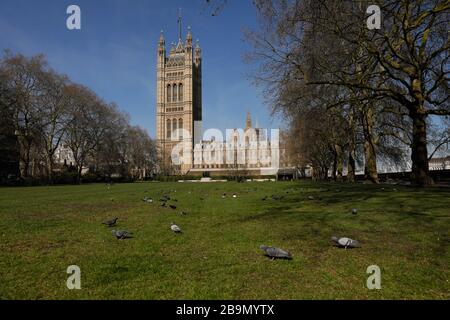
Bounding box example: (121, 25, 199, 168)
(155, 19, 290, 176)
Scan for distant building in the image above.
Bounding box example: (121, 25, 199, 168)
(155, 16, 202, 174)
(429, 156, 450, 171)
(189, 112, 286, 176)
(154, 17, 289, 176)
(54, 144, 75, 167)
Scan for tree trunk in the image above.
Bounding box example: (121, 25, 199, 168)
(47, 155, 53, 184)
(332, 148, 337, 181)
(335, 144, 343, 182)
(362, 105, 379, 184)
(77, 165, 83, 184)
(410, 111, 433, 187)
(347, 109, 356, 183)
(347, 149, 356, 182)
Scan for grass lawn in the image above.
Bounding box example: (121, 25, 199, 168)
(0, 181, 449, 299)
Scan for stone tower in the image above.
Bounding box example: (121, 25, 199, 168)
(156, 17, 202, 174)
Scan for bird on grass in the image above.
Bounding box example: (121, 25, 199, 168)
(161, 202, 167, 208)
(111, 230, 133, 240)
(143, 196, 153, 203)
(170, 223, 182, 233)
(352, 208, 358, 215)
(259, 245, 292, 260)
(180, 211, 187, 216)
(169, 204, 177, 210)
(331, 236, 360, 249)
(102, 217, 118, 227)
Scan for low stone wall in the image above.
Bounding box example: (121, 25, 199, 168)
(356, 170, 450, 185)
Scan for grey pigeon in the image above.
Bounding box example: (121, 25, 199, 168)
(170, 223, 182, 233)
(169, 204, 177, 210)
(259, 245, 292, 260)
(352, 208, 358, 215)
(331, 236, 360, 249)
(143, 196, 153, 203)
(102, 217, 118, 227)
(111, 230, 133, 239)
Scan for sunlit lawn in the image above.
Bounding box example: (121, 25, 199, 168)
(0, 181, 449, 299)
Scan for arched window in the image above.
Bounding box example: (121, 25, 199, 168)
(167, 84, 171, 103)
(178, 83, 183, 101)
(166, 119, 171, 139)
(178, 118, 183, 139)
(172, 118, 177, 139)
(172, 84, 177, 102)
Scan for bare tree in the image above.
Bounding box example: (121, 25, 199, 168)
(36, 70, 70, 182)
(246, 0, 449, 186)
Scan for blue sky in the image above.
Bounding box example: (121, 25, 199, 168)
(0, 0, 283, 138)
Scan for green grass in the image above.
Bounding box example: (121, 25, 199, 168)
(0, 181, 449, 299)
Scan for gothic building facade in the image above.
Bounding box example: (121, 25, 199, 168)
(155, 22, 291, 176)
(156, 23, 202, 174)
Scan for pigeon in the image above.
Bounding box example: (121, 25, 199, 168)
(170, 223, 182, 233)
(169, 204, 177, 210)
(331, 236, 360, 249)
(232, 194, 237, 198)
(308, 196, 315, 200)
(352, 208, 358, 215)
(180, 211, 187, 216)
(102, 217, 118, 227)
(259, 245, 292, 260)
(143, 196, 153, 203)
(161, 202, 167, 208)
(111, 230, 133, 239)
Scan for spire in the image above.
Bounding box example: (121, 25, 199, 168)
(177, 8, 182, 41)
(158, 30, 165, 46)
(186, 26, 192, 47)
(187, 26, 192, 40)
(246, 112, 252, 130)
(195, 39, 201, 56)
